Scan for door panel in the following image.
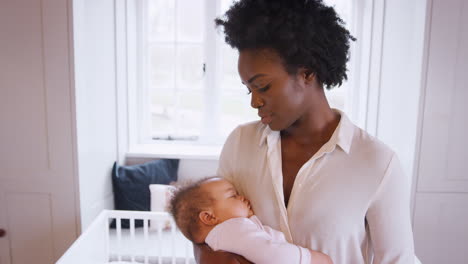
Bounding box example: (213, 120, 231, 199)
(414, 0, 468, 262)
(414, 193, 468, 263)
(6, 193, 54, 264)
(0, 0, 78, 263)
(0, 193, 11, 264)
(0, 0, 50, 179)
(418, 0, 468, 192)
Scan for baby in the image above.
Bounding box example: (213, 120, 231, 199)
(169, 177, 333, 264)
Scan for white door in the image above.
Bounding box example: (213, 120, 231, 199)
(0, 0, 78, 263)
(413, 0, 468, 263)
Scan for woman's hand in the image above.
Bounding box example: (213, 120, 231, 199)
(193, 243, 253, 264)
(309, 249, 333, 264)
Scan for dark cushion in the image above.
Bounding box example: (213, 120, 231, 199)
(111, 159, 179, 228)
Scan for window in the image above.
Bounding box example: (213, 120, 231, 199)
(129, 0, 357, 148)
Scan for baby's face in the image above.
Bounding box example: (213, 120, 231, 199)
(201, 178, 254, 223)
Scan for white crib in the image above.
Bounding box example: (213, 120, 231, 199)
(57, 210, 195, 264)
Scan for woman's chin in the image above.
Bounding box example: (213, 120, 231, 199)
(267, 121, 283, 131)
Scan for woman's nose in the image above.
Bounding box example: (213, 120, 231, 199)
(250, 93, 264, 109)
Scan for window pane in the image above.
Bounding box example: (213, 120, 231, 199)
(221, 44, 239, 89)
(176, 0, 205, 42)
(219, 44, 257, 136)
(149, 44, 175, 90)
(149, 44, 205, 137)
(148, 0, 175, 42)
(217, 0, 257, 137)
(220, 91, 257, 137)
(176, 44, 204, 91)
(151, 90, 203, 138)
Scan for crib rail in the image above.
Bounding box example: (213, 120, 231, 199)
(57, 210, 194, 264)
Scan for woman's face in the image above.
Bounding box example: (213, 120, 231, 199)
(238, 49, 309, 131)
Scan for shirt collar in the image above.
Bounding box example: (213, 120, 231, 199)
(258, 109, 354, 154)
(331, 109, 354, 154)
(258, 124, 275, 147)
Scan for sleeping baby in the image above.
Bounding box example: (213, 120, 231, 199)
(169, 177, 333, 264)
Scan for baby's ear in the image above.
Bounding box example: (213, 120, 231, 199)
(199, 210, 217, 226)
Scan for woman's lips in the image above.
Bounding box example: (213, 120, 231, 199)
(260, 114, 273, 124)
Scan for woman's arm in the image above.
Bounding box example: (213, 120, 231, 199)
(366, 154, 415, 263)
(205, 217, 321, 264)
(193, 243, 252, 264)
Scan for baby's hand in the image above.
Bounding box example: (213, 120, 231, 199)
(247, 204, 254, 217)
(243, 197, 254, 217)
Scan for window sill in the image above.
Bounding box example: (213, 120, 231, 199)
(126, 143, 222, 160)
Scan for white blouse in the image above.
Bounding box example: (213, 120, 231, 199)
(217, 111, 416, 264)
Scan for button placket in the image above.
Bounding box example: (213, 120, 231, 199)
(266, 132, 294, 242)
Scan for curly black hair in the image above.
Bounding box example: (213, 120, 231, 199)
(215, 0, 355, 89)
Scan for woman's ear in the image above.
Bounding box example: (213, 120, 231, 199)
(298, 68, 315, 84)
(304, 70, 315, 84)
(199, 210, 218, 226)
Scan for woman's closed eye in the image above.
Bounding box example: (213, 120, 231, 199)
(258, 84, 271, 93)
(246, 84, 271, 95)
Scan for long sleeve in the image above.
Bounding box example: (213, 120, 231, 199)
(205, 217, 311, 264)
(366, 153, 416, 263)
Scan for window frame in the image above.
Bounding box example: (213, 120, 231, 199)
(134, 0, 224, 146)
(117, 0, 375, 159)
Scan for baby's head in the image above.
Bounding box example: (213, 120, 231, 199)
(170, 177, 253, 243)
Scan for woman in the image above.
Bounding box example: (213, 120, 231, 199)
(194, 0, 416, 263)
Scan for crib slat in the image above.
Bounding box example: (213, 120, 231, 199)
(116, 218, 122, 262)
(100, 211, 195, 264)
(143, 218, 149, 264)
(130, 218, 135, 262)
(105, 216, 110, 262)
(158, 221, 163, 264)
(171, 220, 176, 264)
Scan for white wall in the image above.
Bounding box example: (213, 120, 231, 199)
(73, 0, 118, 230)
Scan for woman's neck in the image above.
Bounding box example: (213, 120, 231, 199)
(281, 91, 340, 146)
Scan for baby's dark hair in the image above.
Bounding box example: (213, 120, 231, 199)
(215, 0, 356, 89)
(169, 177, 218, 243)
